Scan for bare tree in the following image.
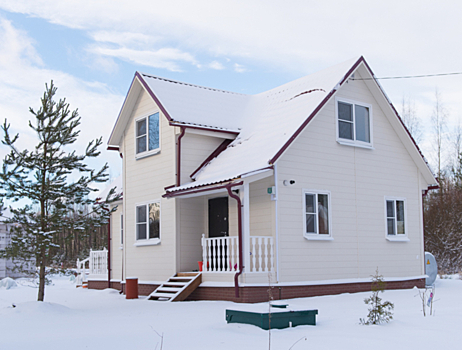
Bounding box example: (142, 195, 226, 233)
(431, 88, 448, 184)
(401, 94, 423, 144)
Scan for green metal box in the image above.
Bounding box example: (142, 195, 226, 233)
(225, 309, 318, 330)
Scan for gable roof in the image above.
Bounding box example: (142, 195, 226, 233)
(108, 56, 437, 195)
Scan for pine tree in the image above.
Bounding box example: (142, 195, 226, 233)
(0, 81, 118, 301)
(360, 269, 394, 325)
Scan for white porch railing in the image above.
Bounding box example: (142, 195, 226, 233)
(248, 236, 274, 273)
(201, 234, 274, 273)
(201, 234, 239, 272)
(76, 248, 108, 285)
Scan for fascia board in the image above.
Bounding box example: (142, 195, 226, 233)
(108, 75, 142, 146)
(268, 56, 364, 165)
(357, 64, 437, 186)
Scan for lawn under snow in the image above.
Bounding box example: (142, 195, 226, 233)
(0, 275, 460, 350)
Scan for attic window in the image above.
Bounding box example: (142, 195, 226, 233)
(336, 98, 373, 148)
(136, 112, 160, 157)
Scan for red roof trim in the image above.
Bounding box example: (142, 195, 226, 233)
(135, 72, 173, 122)
(190, 139, 233, 179)
(107, 74, 137, 146)
(360, 59, 434, 176)
(268, 56, 365, 165)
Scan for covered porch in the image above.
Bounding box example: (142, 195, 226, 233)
(170, 169, 277, 284)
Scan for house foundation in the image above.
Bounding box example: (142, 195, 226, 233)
(88, 278, 424, 303)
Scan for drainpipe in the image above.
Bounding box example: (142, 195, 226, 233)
(226, 183, 244, 298)
(102, 207, 111, 289)
(273, 163, 279, 283)
(177, 127, 186, 186)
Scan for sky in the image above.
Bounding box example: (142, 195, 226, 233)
(0, 0, 461, 196)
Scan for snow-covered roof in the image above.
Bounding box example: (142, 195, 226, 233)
(0, 207, 14, 222)
(165, 57, 361, 193)
(109, 56, 435, 195)
(96, 175, 123, 202)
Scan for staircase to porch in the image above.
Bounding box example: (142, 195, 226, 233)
(148, 272, 202, 302)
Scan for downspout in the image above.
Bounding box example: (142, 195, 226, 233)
(226, 183, 244, 298)
(102, 207, 111, 289)
(177, 127, 186, 186)
(273, 163, 279, 283)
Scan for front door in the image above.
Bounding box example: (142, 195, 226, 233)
(208, 197, 228, 270)
(208, 197, 229, 238)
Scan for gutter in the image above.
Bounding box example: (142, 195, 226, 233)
(226, 182, 244, 298)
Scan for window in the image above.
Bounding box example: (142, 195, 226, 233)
(136, 201, 160, 243)
(385, 198, 407, 240)
(135, 112, 160, 157)
(336, 98, 372, 147)
(303, 190, 332, 239)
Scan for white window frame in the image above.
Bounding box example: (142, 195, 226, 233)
(302, 189, 333, 241)
(335, 97, 373, 149)
(134, 111, 161, 159)
(134, 200, 161, 246)
(384, 197, 409, 242)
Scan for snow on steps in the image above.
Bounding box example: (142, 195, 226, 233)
(148, 272, 202, 302)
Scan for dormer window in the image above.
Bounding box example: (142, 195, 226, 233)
(336, 98, 372, 148)
(135, 112, 160, 157)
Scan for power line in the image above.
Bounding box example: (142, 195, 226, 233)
(352, 72, 462, 80)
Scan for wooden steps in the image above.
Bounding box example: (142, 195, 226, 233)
(148, 272, 201, 302)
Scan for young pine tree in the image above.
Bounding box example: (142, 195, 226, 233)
(360, 269, 394, 325)
(0, 81, 117, 301)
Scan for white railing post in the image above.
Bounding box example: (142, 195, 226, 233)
(230, 238, 235, 271)
(250, 237, 256, 272)
(268, 237, 274, 271)
(258, 237, 263, 272)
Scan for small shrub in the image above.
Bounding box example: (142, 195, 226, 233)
(360, 269, 394, 325)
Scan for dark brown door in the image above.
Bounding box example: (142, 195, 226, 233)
(208, 197, 228, 270)
(208, 197, 229, 237)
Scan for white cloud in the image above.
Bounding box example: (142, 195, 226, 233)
(233, 63, 246, 73)
(208, 61, 225, 70)
(0, 16, 123, 187)
(88, 45, 198, 72)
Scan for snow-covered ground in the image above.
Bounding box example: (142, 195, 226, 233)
(0, 275, 460, 350)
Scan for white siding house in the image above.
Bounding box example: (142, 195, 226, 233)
(100, 57, 437, 302)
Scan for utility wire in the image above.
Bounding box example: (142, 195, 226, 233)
(353, 72, 462, 80)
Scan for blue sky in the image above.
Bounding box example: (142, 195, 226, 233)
(0, 0, 461, 194)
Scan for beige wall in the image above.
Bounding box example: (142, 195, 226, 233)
(276, 76, 425, 283)
(180, 132, 224, 185)
(120, 87, 177, 282)
(249, 177, 275, 237)
(110, 203, 123, 281)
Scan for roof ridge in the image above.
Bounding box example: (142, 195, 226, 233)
(139, 72, 247, 96)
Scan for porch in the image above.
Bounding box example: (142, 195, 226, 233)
(175, 171, 277, 283)
(76, 249, 108, 286)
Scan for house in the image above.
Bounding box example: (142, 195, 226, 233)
(0, 208, 35, 278)
(91, 56, 437, 302)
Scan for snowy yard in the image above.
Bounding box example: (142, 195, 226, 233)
(0, 276, 460, 350)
